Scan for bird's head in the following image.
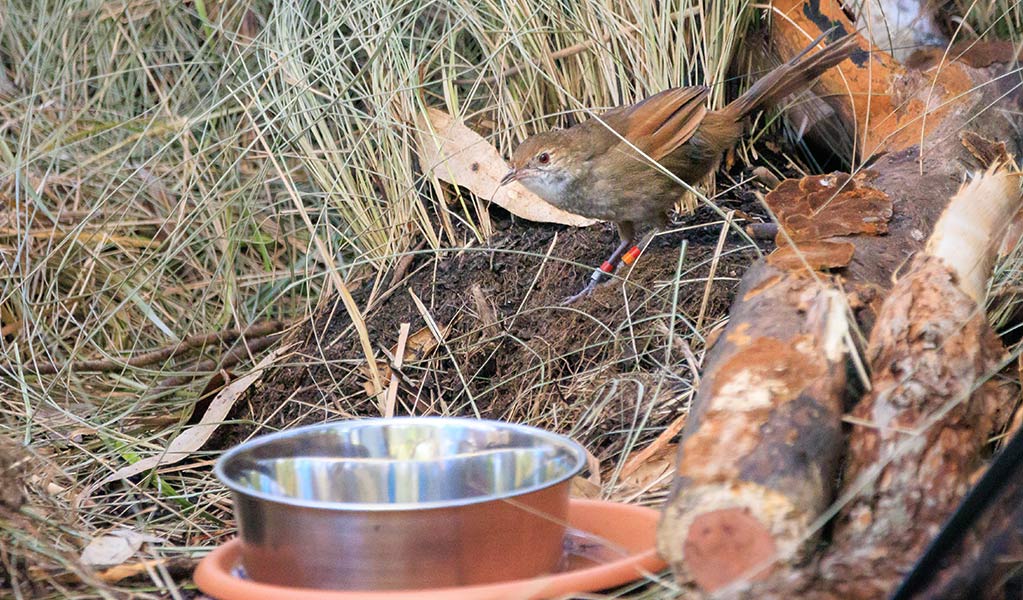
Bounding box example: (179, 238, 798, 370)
(500, 130, 577, 206)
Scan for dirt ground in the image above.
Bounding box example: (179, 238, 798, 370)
(211, 187, 771, 462)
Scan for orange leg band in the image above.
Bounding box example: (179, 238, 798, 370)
(621, 246, 642, 265)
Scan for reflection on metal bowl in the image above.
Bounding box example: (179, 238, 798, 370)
(214, 417, 587, 590)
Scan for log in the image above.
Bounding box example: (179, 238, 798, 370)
(818, 170, 1021, 598)
(658, 2, 1023, 593)
(907, 426, 1023, 599)
(740, 168, 1023, 600)
(657, 265, 850, 591)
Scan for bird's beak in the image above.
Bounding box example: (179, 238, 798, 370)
(499, 168, 519, 186)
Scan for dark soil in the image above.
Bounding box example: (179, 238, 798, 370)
(209, 178, 771, 455)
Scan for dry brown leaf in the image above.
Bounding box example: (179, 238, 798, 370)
(361, 323, 449, 396)
(400, 324, 447, 361)
(80, 529, 164, 568)
(470, 283, 498, 332)
(619, 443, 677, 493)
(570, 475, 602, 499)
(620, 413, 686, 479)
(417, 108, 597, 227)
(96, 558, 170, 584)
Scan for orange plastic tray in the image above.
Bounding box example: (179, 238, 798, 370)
(194, 498, 667, 600)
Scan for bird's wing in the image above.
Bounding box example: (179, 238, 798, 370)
(603, 86, 710, 161)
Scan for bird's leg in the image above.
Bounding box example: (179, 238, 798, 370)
(562, 223, 642, 305)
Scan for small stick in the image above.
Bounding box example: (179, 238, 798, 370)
(27, 320, 289, 375)
(752, 166, 782, 189)
(152, 335, 281, 392)
(384, 323, 411, 418)
(746, 222, 780, 240)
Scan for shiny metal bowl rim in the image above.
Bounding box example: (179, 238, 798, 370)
(213, 416, 587, 512)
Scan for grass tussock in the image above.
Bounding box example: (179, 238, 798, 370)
(0, 0, 1021, 598)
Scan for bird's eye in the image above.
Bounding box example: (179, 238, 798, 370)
(537, 152, 550, 165)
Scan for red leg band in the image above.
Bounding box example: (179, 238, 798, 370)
(600, 261, 616, 273)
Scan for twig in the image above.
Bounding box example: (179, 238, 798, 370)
(746, 221, 779, 240)
(152, 335, 282, 392)
(384, 323, 411, 418)
(26, 320, 289, 375)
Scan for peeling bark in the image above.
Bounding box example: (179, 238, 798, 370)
(657, 265, 849, 591)
(819, 258, 1013, 598)
(658, 1, 1023, 594)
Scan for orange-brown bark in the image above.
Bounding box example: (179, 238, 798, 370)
(659, 2, 1023, 594)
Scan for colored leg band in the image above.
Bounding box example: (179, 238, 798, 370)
(622, 246, 642, 265)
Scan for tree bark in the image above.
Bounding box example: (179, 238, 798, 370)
(658, 2, 1023, 594)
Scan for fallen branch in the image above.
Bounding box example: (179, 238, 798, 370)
(657, 265, 850, 592)
(658, 2, 1023, 593)
(817, 168, 1020, 599)
(151, 334, 283, 393)
(739, 167, 1023, 600)
(26, 320, 288, 375)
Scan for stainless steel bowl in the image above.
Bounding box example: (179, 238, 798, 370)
(214, 417, 587, 590)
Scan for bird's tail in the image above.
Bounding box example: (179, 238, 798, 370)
(723, 29, 860, 120)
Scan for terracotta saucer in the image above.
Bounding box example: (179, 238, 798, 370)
(194, 498, 667, 600)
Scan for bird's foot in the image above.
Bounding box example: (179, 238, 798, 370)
(561, 279, 599, 306)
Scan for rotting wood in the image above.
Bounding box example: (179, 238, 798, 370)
(737, 168, 1023, 600)
(820, 264, 1013, 599)
(658, 2, 1023, 593)
(657, 265, 850, 592)
(819, 169, 1021, 598)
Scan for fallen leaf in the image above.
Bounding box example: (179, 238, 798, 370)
(470, 283, 498, 332)
(620, 413, 686, 479)
(360, 323, 448, 394)
(417, 108, 597, 227)
(618, 443, 677, 493)
(95, 556, 196, 583)
(96, 558, 167, 583)
(570, 475, 602, 499)
(399, 323, 447, 361)
(80, 529, 164, 568)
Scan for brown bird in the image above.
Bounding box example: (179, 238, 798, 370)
(501, 31, 858, 303)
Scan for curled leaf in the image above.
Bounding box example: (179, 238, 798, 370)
(417, 108, 597, 227)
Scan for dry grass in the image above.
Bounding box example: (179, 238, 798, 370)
(1, 0, 1022, 598)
